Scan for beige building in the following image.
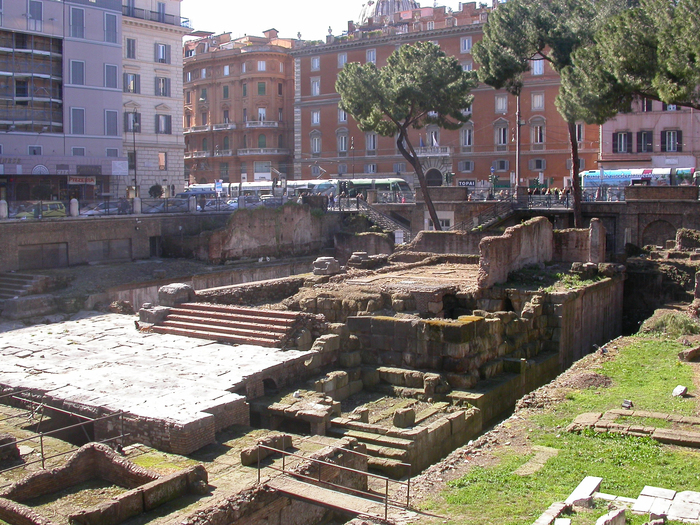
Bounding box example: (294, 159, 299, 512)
(122, 0, 190, 197)
(182, 30, 296, 184)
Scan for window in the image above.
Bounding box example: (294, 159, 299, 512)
(637, 130, 653, 153)
(458, 160, 474, 172)
(338, 107, 347, 122)
(28, 145, 42, 155)
(366, 132, 377, 154)
(28, 1, 42, 31)
(258, 60, 266, 71)
(279, 62, 284, 73)
(124, 111, 140, 132)
(532, 122, 544, 144)
(338, 134, 348, 154)
(70, 7, 84, 38)
(185, 91, 191, 104)
(576, 122, 584, 143)
(105, 110, 118, 136)
(156, 114, 172, 134)
(311, 56, 320, 70)
(427, 20, 435, 30)
(201, 67, 206, 78)
(202, 138, 208, 151)
(612, 131, 632, 153)
(223, 65, 230, 76)
(462, 61, 473, 71)
(123, 73, 140, 93)
(155, 77, 170, 97)
(106, 148, 119, 157)
(158, 152, 167, 170)
(311, 78, 320, 96)
(338, 164, 348, 175)
(460, 36, 472, 53)
(126, 38, 136, 59)
(338, 53, 347, 68)
(461, 126, 473, 150)
(156, 2, 166, 22)
(310, 133, 321, 154)
(311, 110, 320, 125)
(495, 125, 508, 147)
(393, 162, 406, 173)
(185, 114, 191, 127)
(278, 82, 283, 96)
(495, 94, 508, 113)
(278, 108, 283, 121)
(532, 92, 544, 110)
(494, 159, 509, 172)
(661, 130, 682, 152)
(531, 59, 544, 75)
(185, 48, 194, 57)
(529, 158, 546, 171)
(219, 162, 229, 180)
(105, 64, 118, 88)
(15, 80, 28, 98)
(201, 112, 208, 125)
(366, 49, 376, 64)
(199, 88, 207, 101)
(242, 83, 247, 97)
(223, 135, 229, 149)
(70, 60, 85, 85)
(641, 98, 653, 112)
(566, 158, 585, 170)
(243, 108, 247, 122)
(364, 163, 377, 174)
(71, 108, 85, 135)
(221, 85, 229, 99)
(186, 71, 192, 82)
(257, 82, 266, 95)
(155, 43, 171, 64)
(105, 13, 117, 43)
(72, 147, 85, 156)
(242, 62, 247, 73)
(257, 107, 266, 121)
(663, 103, 677, 111)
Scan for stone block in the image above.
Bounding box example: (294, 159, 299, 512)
(158, 283, 196, 307)
(595, 509, 625, 525)
(334, 384, 350, 401)
(313, 257, 341, 275)
(349, 380, 364, 396)
(142, 471, 188, 511)
(2, 294, 56, 320)
(361, 367, 380, 388)
(393, 408, 415, 428)
(566, 476, 603, 506)
(339, 351, 362, 368)
(371, 316, 396, 337)
(352, 407, 369, 423)
(347, 316, 372, 334)
(138, 306, 171, 324)
(678, 346, 700, 362)
(0, 433, 19, 462)
(405, 371, 424, 389)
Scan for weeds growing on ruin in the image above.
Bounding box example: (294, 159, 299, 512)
(640, 311, 700, 339)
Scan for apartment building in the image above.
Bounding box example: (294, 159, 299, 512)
(122, 0, 190, 197)
(290, 1, 600, 204)
(600, 98, 700, 172)
(182, 30, 295, 184)
(0, 0, 127, 202)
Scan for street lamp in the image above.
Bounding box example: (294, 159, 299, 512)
(131, 109, 139, 197)
(350, 136, 355, 179)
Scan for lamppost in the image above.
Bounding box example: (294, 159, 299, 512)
(131, 109, 139, 197)
(350, 136, 355, 179)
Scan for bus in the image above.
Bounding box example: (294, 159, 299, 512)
(580, 167, 696, 188)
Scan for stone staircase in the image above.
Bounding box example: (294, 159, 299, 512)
(0, 273, 44, 310)
(151, 303, 302, 348)
(356, 200, 412, 243)
(450, 199, 514, 232)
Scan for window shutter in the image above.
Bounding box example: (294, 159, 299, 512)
(626, 132, 632, 153)
(154, 43, 158, 62)
(646, 132, 653, 152)
(124, 111, 129, 130)
(540, 159, 547, 170)
(662, 103, 668, 111)
(155, 117, 159, 134)
(677, 130, 683, 152)
(154, 78, 159, 96)
(134, 74, 140, 94)
(528, 159, 534, 170)
(166, 78, 171, 97)
(166, 115, 172, 134)
(165, 45, 171, 64)
(504, 160, 510, 171)
(123, 73, 128, 93)
(612, 133, 618, 154)
(661, 131, 667, 152)
(636, 132, 643, 153)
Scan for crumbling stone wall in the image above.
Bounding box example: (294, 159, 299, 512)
(402, 230, 486, 255)
(334, 232, 393, 264)
(676, 228, 700, 251)
(552, 219, 606, 264)
(0, 434, 19, 463)
(478, 217, 554, 288)
(196, 276, 306, 306)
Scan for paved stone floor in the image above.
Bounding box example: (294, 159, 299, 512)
(0, 312, 313, 425)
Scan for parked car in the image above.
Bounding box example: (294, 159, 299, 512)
(142, 199, 190, 214)
(80, 201, 121, 216)
(197, 199, 238, 212)
(15, 201, 67, 219)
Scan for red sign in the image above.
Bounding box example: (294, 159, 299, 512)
(67, 175, 96, 185)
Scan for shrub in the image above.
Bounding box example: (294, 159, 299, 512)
(640, 311, 700, 338)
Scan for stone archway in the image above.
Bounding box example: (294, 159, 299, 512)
(425, 168, 443, 186)
(642, 220, 677, 247)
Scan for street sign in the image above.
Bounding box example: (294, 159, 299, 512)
(490, 166, 495, 174)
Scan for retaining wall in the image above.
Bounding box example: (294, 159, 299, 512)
(403, 230, 485, 255)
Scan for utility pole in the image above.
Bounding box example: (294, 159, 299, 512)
(131, 108, 139, 197)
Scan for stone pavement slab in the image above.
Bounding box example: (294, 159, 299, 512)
(641, 485, 677, 500)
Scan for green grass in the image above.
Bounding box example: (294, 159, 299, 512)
(640, 312, 700, 339)
(431, 337, 700, 525)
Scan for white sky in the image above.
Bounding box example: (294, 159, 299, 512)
(180, 0, 365, 42)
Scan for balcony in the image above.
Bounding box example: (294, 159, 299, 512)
(416, 146, 452, 157)
(184, 150, 210, 159)
(237, 148, 290, 156)
(245, 120, 279, 129)
(213, 122, 237, 131)
(122, 5, 192, 28)
(184, 125, 210, 134)
(214, 149, 232, 157)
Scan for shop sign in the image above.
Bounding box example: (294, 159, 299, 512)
(68, 176, 96, 185)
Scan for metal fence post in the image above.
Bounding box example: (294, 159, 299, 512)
(385, 477, 389, 520)
(257, 445, 261, 484)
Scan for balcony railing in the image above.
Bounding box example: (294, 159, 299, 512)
(122, 5, 192, 28)
(245, 120, 279, 129)
(213, 122, 237, 130)
(237, 148, 289, 156)
(214, 149, 232, 157)
(184, 125, 210, 134)
(416, 146, 452, 157)
(186, 151, 210, 158)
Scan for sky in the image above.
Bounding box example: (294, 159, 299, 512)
(180, 0, 365, 41)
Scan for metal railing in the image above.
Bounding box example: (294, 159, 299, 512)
(256, 444, 411, 520)
(122, 5, 191, 28)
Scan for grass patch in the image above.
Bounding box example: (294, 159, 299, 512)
(640, 312, 700, 339)
(130, 451, 197, 473)
(542, 273, 603, 293)
(433, 336, 700, 525)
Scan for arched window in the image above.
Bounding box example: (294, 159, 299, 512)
(258, 134, 266, 148)
(310, 131, 322, 155)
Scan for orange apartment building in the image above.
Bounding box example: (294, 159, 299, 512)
(289, 1, 599, 192)
(182, 30, 296, 184)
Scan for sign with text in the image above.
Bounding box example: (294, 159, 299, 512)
(68, 175, 96, 185)
(458, 179, 476, 187)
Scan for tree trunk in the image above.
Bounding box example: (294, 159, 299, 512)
(396, 131, 442, 231)
(568, 120, 583, 228)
